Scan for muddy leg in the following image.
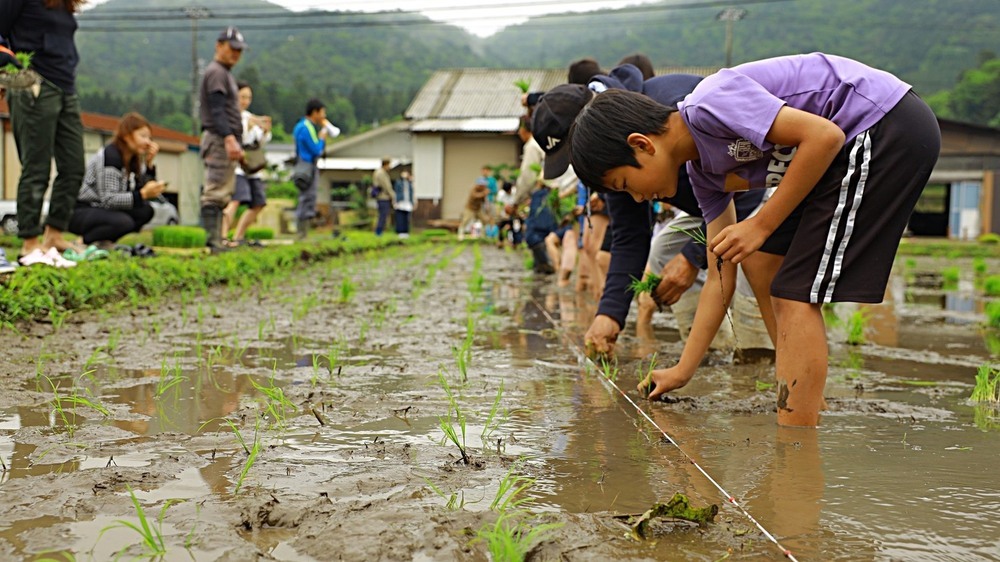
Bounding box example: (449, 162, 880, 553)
(772, 297, 827, 427)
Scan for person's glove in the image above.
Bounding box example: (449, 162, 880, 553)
(0, 46, 22, 70)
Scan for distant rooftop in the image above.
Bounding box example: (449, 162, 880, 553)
(405, 66, 720, 129)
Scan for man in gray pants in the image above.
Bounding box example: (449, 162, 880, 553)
(198, 27, 246, 252)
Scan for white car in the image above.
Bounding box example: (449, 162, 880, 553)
(0, 197, 176, 234)
(0, 199, 49, 235)
(146, 196, 180, 229)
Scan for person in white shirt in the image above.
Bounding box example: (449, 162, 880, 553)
(222, 81, 272, 246)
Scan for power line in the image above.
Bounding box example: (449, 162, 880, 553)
(80, 0, 788, 18)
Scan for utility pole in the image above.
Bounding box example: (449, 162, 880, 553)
(185, 7, 210, 136)
(716, 7, 747, 68)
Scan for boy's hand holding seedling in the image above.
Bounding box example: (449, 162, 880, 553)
(638, 365, 695, 400)
(652, 254, 699, 306)
(585, 315, 620, 359)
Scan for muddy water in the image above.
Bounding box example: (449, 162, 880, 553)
(0, 244, 997, 561)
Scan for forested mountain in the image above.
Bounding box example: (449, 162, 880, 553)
(72, 0, 999, 136)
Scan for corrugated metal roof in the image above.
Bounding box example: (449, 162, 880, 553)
(405, 66, 721, 121)
(409, 117, 520, 133)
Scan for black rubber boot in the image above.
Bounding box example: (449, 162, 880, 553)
(529, 242, 555, 274)
(296, 219, 309, 241)
(201, 205, 227, 253)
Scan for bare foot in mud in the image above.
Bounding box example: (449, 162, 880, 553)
(638, 366, 694, 400)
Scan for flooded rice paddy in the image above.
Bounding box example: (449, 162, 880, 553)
(0, 242, 997, 561)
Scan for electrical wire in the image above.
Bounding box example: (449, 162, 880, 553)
(529, 294, 800, 561)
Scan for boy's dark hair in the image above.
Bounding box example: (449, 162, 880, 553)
(236, 80, 251, 90)
(305, 98, 325, 116)
(567, 58, 604, 85)
(569, 89, 674, 192)
(618, 53, 655, 80)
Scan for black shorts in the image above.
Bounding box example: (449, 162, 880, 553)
(769, 90, 940, 304)
(233, 175, 267, 208)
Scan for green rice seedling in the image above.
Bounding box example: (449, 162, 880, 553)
(755, 380, 775, 392)
(490, 466, 535, 512)
(105, 327, 121, 356)
(475, 512, 563, 562)
(984, 275, 1000, 297)
(250, 375, 297, 428)
(338, 275, 356, 303)
(973, 257, 987, 277)
(941, 266, 960, 288)
(628, 272, 662, 298)
(437, 372, 469, 464)
(423, 477, 466, 511)
(157, 358, 187, 398)
(598, 357, 619, 382)
(151, 225, 207, 248)
(669, 224, 707, 245)
(480, 382, 507, 452)
(846, 309, 869, 346)
(245, 226, 274, 240)
(970, 363, 1000, 403)
(46, 375, 110, 437)
(822, 303, 841, 327)
(257, 318, 267, 340)
(234, 418, 262, 494)
(1, 51, 32, 74)
(96, 484, 182, 558)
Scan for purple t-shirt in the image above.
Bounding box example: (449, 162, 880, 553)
(678, 53, 911, 223)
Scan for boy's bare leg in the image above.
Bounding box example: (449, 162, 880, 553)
(221, 200, 240, 241)
(772, 297, 827, 427)
(558, 230, 578, 287)
(233, 206, 262, 241)
(41, 226, 77, 252)
(544, 232, 561, 279)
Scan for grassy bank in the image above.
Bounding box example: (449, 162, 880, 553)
(0, 231, 412, 329)
(898, 237, 1000, 258)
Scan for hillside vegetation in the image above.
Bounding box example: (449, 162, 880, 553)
(74, 0, 999, 135)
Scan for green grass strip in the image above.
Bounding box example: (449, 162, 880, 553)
(0, 232, 415, 328)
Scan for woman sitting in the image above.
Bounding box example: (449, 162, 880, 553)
(70, 112, 165, 246)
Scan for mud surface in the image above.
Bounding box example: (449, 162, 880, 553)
(0, 244, 997, 561)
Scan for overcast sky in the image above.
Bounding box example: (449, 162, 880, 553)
(85, 0, 662, 37)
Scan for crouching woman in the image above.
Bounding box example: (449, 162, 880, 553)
(70, 112, 166, 245)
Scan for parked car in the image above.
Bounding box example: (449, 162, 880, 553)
(145, 196, 179, 229)
(1, 197, 177, 235)
(0, 200, 49, 236)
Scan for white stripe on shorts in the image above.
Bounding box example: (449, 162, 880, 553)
(809, 131, 872, 303)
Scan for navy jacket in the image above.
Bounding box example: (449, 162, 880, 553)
(590, 65, 765, 327)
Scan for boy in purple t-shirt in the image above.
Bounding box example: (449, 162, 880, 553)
(569, 53, 940, 427)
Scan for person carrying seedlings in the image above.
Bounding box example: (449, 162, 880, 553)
(69, 112, 163, 249)
(532, 70, 766, 357)
(291, 98, 337, 239)
(458, 180, 490, 241)
(198, 26, 247, 252)
(1, 0, 89, 268)
(569, 53, 941, 427)
(222, 80, 272, 247)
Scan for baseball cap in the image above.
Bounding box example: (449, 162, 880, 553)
(218, 27, 247, 50)
(531, 84, 594, 179)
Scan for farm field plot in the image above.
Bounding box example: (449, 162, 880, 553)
(0, 243, 997, 561)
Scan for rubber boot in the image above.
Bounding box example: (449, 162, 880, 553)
(529, 242, 555, 274)
(296, 219, 309, 241)
(201, 205, 227, 253)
